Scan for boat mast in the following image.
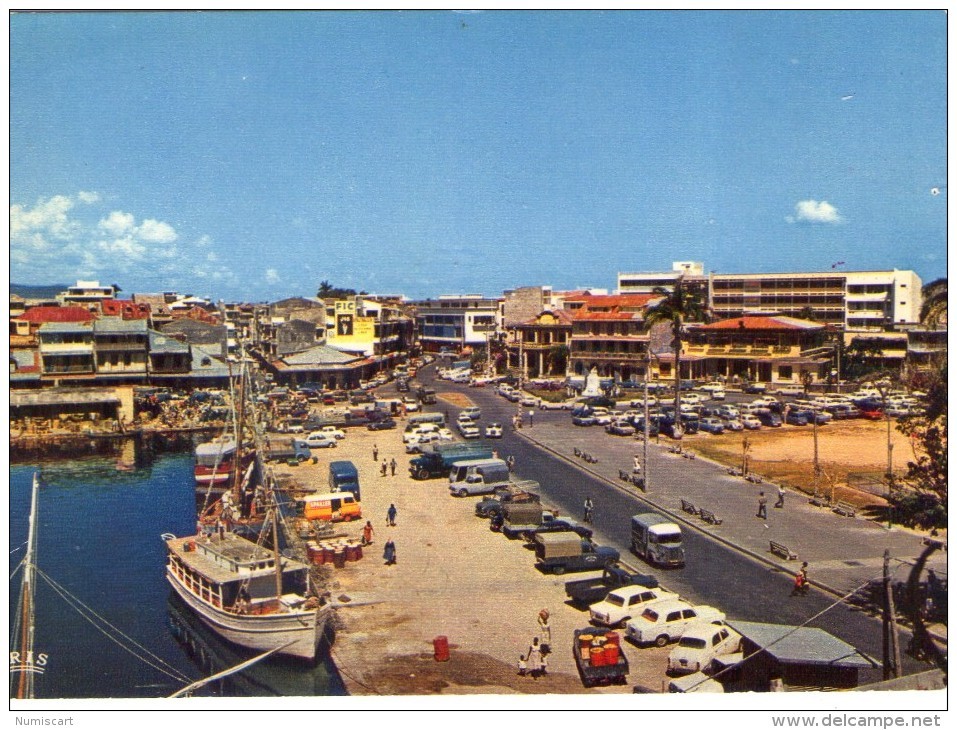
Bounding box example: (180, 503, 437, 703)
(271, 502, 283, 601)
(16, 473, 40, 699)
(231, 359, 246, 504)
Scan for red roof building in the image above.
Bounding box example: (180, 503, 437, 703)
(100, 299, 152, 320)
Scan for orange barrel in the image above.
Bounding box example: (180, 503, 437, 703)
(333, 549, 346, 568)
(604, 641, 620, 665)
(323, 546, 335, 564)
(344, 544, 358, 562)
(605, 631, 620, 646)
(579, 634, 594, 660)
(433, 636, 450, 662)
(590, 646, 607, 667)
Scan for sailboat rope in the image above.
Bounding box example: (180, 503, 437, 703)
(35, 567, 194, 685)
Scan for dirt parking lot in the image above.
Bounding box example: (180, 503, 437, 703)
(269, 415, 675, 695)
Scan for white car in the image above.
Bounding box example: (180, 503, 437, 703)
(484, 423, 503, 439)
(303, 432, 338, 449)
(740, 415, 762, 430)
(317, 426, 346, 440)
(588, 586, 677, 627)
(460, 406, 482, 420)
(681, 393, 704, 405)
(520, 395, 540, 407)
(403, 425, 440, 444)
(625, 599, 726, 647)
(668, 624, 742, 676)
(402, 397, 421, 412)
(459, 423, 481, 439)
(539, 400, 572, 410)
(722, 418, 744, 432)
(437, 428, 455, 441)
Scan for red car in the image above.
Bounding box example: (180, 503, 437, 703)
(860, 408, 883, 420)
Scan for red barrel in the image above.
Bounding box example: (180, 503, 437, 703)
(332, 550, 346, 568)
(345, 544, 359, 562)
(590, 646, 607, 667)
(323, 546, 335, 564)
(433, 636, 450, 662)
(353, 544, 363, 560)
(604, 642, 620, 665)
(605, 631, 620, 646)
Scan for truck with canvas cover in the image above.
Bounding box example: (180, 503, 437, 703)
(409, 442, 493, 480)
(533, 533, 620, 575)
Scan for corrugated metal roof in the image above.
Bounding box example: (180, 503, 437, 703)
(38, 321, 94, 334)
(148, 330, 190, 353)
(11, 389, 121, 407)
(282, 344, 361, 366)
(19, 306, 95, 324)
(728, 621, 875, 668)
(94, 317, 149, 334)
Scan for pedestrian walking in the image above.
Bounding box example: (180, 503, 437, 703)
(775, 485, 786, 508)
(390, 457, 397, 476)
(757, 492, 768, 519)
(633, 455, 642, 474)
(373, 443, 379, 462)
(526, 637, 543, 679)
(506, 454, 516, 472)
(790, 562, 809, 596)
(387, 503, 397, 526)
(380, 459, 388, 477)
(383, 538, 396, 566)
(583, 497, 594, 524)
(538, 609, 551, 654)
(517, 655, 527, 677)
(362, 520, 374, 546)
(528, 409, 534, 427)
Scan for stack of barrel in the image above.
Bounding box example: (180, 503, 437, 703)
(306, 538, 364, 568)
(578, 630, 620, 667)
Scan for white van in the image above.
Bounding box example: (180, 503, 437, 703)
(448, 458, 512, 497)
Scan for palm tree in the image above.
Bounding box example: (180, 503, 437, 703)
(920, 278, 947, 330)
(643, 277, 707, 417)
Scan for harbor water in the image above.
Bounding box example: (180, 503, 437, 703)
(9, 442, 346, 699)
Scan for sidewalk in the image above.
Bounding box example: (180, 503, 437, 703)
(518, 421, 947, 639)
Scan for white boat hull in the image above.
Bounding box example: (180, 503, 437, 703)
(166, 571, 329, 662)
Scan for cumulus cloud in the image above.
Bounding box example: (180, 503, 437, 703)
(10, 194, 81, 241)
(77, 190, 100, 204)
(99, 210, 136, 236)
(138, 218, 177, 243)
(786, 199, 843, 224)
(265, 268, 281, 284)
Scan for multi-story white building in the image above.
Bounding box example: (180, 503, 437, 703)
(617, 263, 921, 331)
(414, 295, 500, 353)
(57, 280, 118, 306)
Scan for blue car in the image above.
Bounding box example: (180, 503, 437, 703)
(785, 411, 809, 426)
(699, 417, 725, 434)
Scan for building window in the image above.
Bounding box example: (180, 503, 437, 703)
(779, 366, 793, 380)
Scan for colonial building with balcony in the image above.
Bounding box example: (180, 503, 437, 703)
(93, 317, 149, 382)
(38, 321, 96, 383)
(413, 295, 500, 354)
(566, 294, 660, 381)
(509, 308, 573, 378)
(684, 315, 834, 386)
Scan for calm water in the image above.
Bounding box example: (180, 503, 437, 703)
(9, 443, 345, 699)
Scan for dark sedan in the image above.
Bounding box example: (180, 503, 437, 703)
(367, 418, 397, 431)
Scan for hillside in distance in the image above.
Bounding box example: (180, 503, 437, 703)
(11, 283, 68, 299)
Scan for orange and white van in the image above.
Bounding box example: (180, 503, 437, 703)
(297, 492, 362, 522)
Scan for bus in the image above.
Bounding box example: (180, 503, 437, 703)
(406, 412, 445, 429)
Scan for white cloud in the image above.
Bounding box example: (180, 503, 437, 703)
(265, 268, 281, 283)
(99, 210, 136, 236)
(77, 191, 100, 204)
(787, 199, 843, 224)
(137, 218, 177, 243)
(10, 194, 80, 241)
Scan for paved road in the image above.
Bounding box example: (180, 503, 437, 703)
(415, 370, 933, 676)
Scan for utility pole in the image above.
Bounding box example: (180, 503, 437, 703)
(883, 550, 903, 679)
(642, 348, 650, 492)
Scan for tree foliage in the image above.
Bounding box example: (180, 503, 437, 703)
(316, 280, 366, 299)
(889, 357, 947, 529)
(919, 277, 947, 329)
(643, 278, 707, 414)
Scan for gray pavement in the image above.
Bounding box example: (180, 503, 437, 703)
(516, 418, 946, 616)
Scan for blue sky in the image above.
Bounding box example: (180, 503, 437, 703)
(10, 10, 948, 302)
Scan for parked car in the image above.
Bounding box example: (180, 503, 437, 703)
(402, 397, 421, 412)
(589, 586, 678, 628)
(739, 415, 762, 430)
(460, 406, 482, 420)
(572, 415, 597, 427)
(484, 423, 504, 439)
(722, 418, 744, 432)
(317, 426, 346, 440)
(715, 405, 740, 420)
(698, 417, 725, 435)
(784, 411, 808, 426)
(539, 399, 573, 410)
(606, 421, 636, 436)
(756, 411, 782, 427)
(859, 407, 884, 421)
(459, 423, 481, 439)
(667, 624, 742, 676)
(367, 418, 397, 431)
(625, 600, 726, 647)
(520, 395, 540, 407)
(303, 432, 338, 449)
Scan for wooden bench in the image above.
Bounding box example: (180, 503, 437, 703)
(833, 501, 858, 518)
(699, 509, 723, 526)
(769, 540, 799, 561)
(680, 498, 698, 516)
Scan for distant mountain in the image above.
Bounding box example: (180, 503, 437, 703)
(10, 283, 67, 299)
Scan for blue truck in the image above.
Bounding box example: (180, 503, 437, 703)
(408, 442, 493, 480)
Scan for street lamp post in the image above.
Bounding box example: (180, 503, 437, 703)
(642, 349, 651, 492)
(877, 385, 895, 530)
